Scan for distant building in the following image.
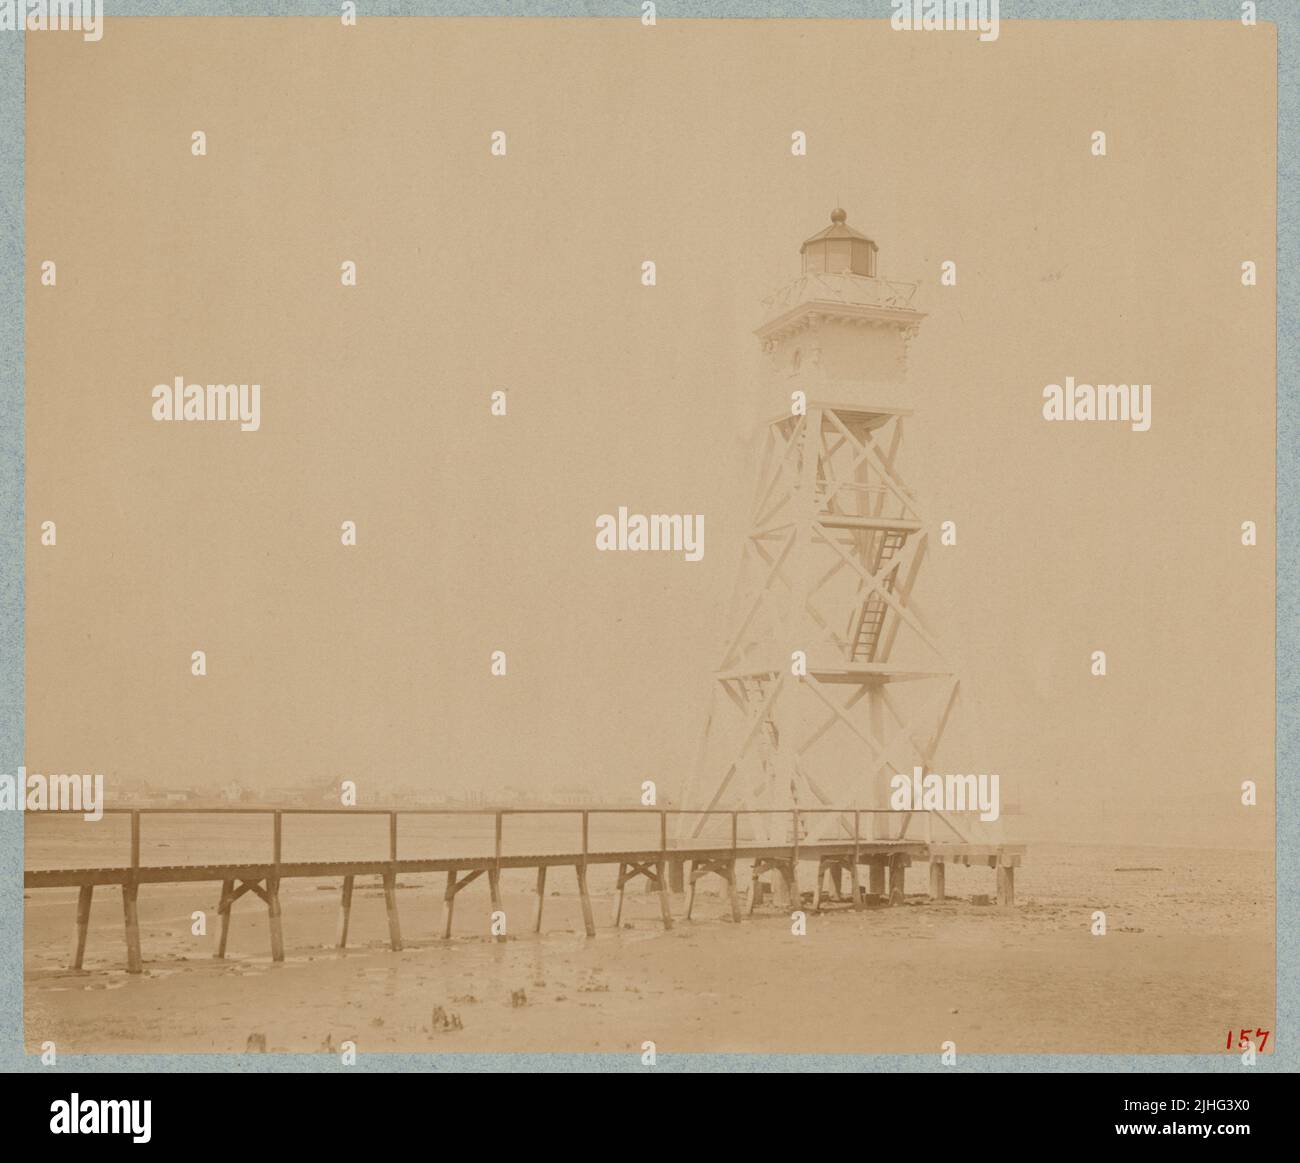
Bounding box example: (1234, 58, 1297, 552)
(555, 785, 596, 806)
(313, 779, 348, 806)
(112, 778, 155, 804)
(412, 790, 452, 807)
(267, 787, 306, 806)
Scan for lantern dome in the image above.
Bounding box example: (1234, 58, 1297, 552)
(800, 208, 878, 277)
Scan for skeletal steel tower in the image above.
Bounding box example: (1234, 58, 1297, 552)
(681, 209, 966, 846)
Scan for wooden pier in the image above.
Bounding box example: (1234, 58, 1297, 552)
(24, 807, 1023, 973)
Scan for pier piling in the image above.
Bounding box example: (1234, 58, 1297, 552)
(532, 866, 547, 933)
(997, 864, 1015, 908)
(122, 884, 142, 974)
(336, 874, 354, 947)
(382, 872, 402, 951)
(267, 879, 285, 962)
(575, 863, 596, 937)
(72, 885, 93, 970)
(929, 861, 945, 901)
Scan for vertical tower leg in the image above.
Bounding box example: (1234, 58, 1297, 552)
(685, 861, 698, 920)
(726, 860, 742, 923)
(869, 688, 889, 838)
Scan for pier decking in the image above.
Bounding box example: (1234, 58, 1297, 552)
(24, 807, 1024, 974)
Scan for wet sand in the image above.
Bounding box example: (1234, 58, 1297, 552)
(24, 843, 1274, 1055)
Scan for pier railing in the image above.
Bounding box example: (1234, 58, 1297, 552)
(31, 804, 948, 876)
(24, 805, 1021, 974)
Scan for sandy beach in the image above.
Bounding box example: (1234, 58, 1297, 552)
(24, 843, 1273, 1056)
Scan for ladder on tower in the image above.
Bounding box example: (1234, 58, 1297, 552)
(849, 529, 907, 662)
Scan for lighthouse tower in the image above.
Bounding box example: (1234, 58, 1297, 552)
(680, 209, 965, 846)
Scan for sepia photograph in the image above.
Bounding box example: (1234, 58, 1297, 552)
(0, 0, 1293, 1136)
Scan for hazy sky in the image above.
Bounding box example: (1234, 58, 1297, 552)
(25, 18, 1274, 848)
